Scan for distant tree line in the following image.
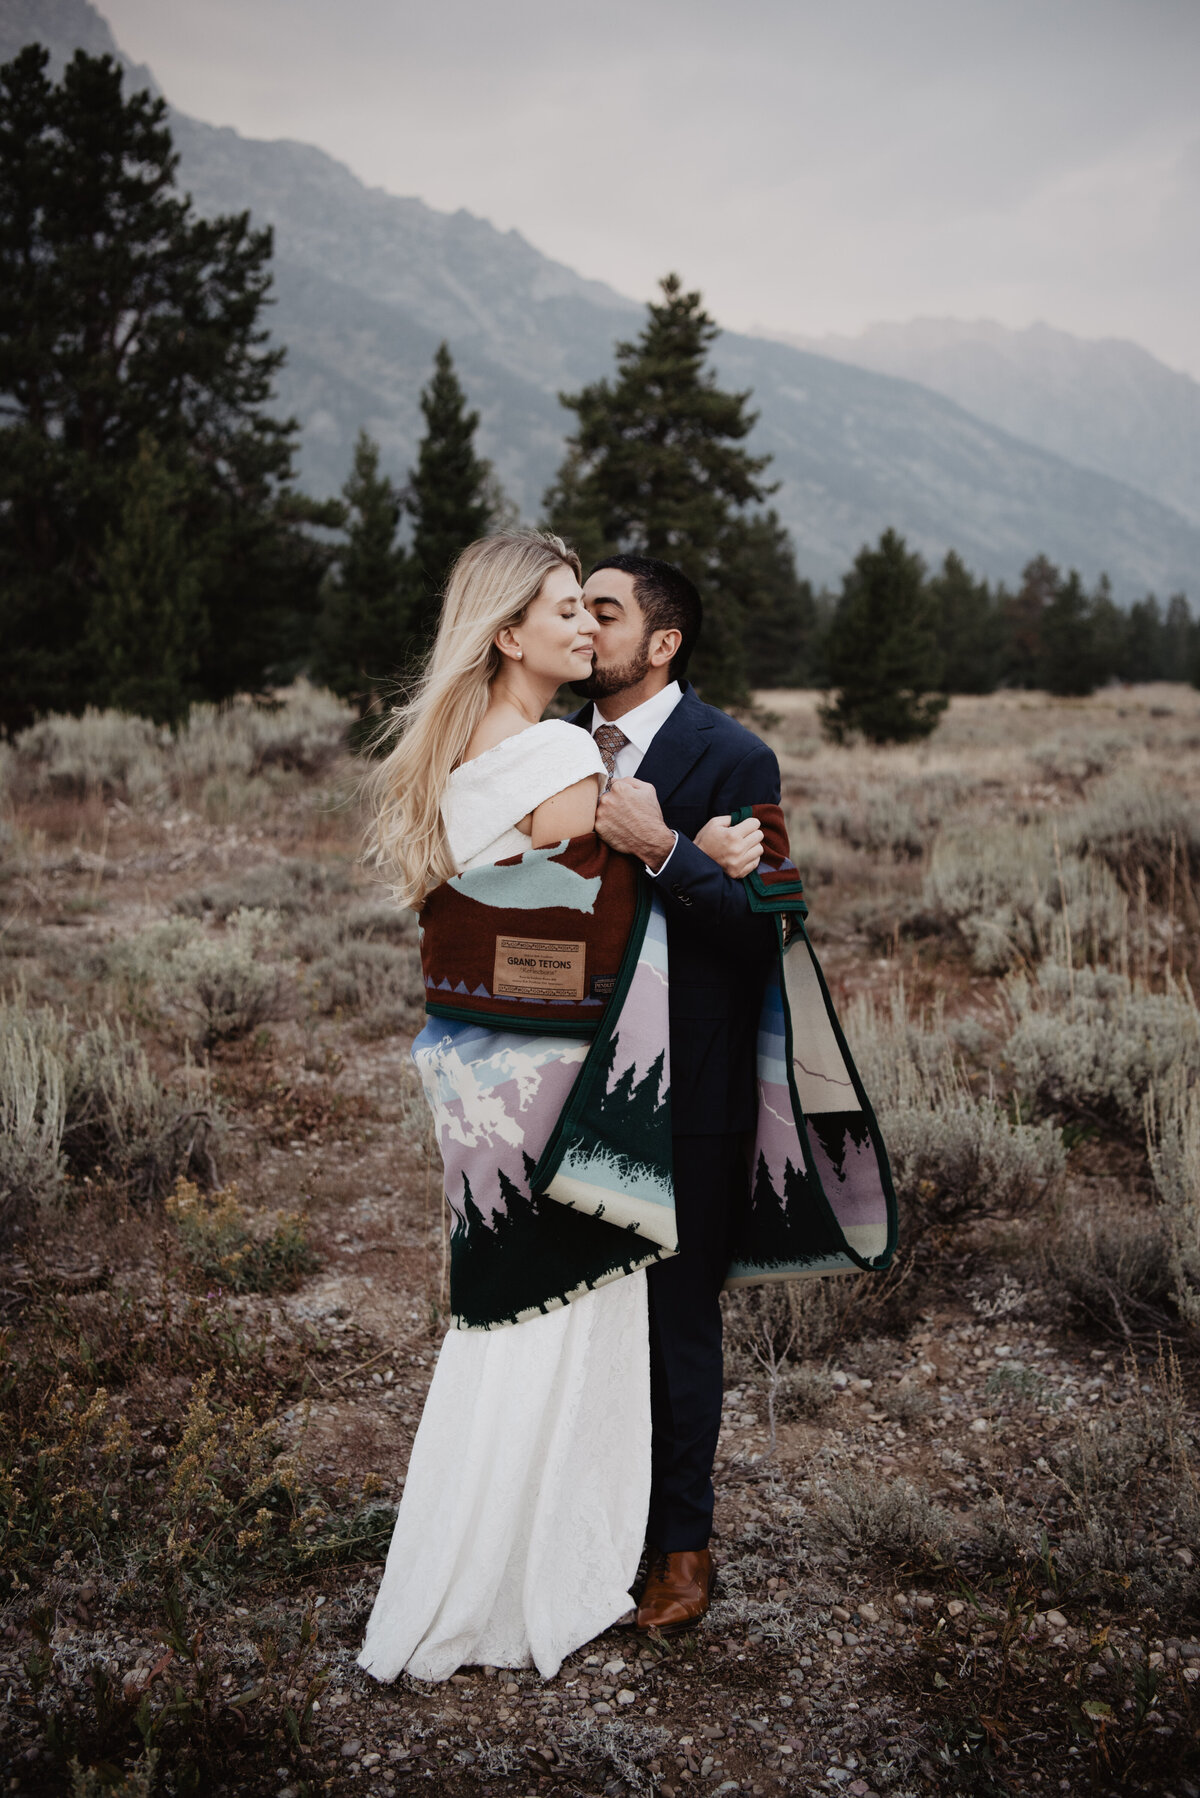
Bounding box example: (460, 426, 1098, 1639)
(1, 45, 1195, 745)
(817, 536, 1200, 743)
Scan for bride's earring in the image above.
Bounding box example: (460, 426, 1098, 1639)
(515, 648, 523, 659)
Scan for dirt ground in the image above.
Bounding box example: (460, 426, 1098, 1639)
(2, 686, 1198, 1797)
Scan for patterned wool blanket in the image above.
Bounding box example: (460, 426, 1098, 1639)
(415, 809, 897, 1329)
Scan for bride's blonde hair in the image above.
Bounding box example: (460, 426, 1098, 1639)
(366, 531, 582, 909)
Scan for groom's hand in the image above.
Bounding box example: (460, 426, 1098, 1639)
(596, 778, 676, 873)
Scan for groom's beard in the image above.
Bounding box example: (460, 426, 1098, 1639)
(570, 635, 652, 700)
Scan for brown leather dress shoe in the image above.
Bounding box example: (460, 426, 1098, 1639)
(636, 1549, 715, 1633)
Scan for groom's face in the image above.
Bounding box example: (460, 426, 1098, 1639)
(573, 569, 652, 698)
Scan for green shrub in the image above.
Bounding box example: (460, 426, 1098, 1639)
(175, 857, 352, 921)
(1064, 771, 1200, 891)
(12, 709, 166, 800)
(289, 897, 415, 965)
(127, 909, 288, 1047)
(812, 1468, 954, 1562)
(1005, 964, 1200, 1134)
(303, 938, 424, 1033)
(166, 1178, 318, 1293)
(1041, 1192, 1175, 1340)
(0, 997, 66, 1243)
(847, 984, 1066, 1221)
(776, 1364, 837, 1419)
(9, 683, 353, 805)
(1029, 732, 1127, 787)
(812, 796, 927, 860)
(1052, 1350, 1199, 1613)
(924, 822, 1126, 974)
(1146, 1076, 1200, 1332)
(172, 678, 351, 781)
(63, 1017, 220, 1200)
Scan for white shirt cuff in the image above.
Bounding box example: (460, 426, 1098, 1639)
(645, 831, 679, 878)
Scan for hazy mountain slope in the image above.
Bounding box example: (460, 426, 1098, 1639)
(772, 318, 1200, 529)
(5, 1, 1200, 599)
(715, 334, 1200, 595)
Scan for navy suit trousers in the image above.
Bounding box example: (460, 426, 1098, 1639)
(646, 1133, 750, 1552)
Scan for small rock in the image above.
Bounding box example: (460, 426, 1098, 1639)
(616, 1689, 636, 1705)
(915, 1595, 935, 1612)
(361, 1753, 381, 1768)
(340, 1739, 361, 1758)
(592, 1701, 612, 1715)
(831, 1371, 849, 1389)
(947, 1600, 966, 1618)
(831, 1604, 851, 1623)
(968, 1417, 988, 1434)
(826, 1629, 843, 1646)
(1046, 1609, 1068, 1630)
(602, 1658, 626, 1676)
(857, 1604, 878, 1625)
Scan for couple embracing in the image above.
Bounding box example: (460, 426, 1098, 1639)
(357, 531, 895, 1682)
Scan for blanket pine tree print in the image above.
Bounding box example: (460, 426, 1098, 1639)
(416, 819, 896, 1329)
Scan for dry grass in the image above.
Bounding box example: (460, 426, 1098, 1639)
(2, 680, 1199, 1795)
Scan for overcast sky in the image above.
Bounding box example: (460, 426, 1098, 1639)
(100, 0, 1200, 376)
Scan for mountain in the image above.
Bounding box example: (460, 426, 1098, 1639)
(4, 1, 1200, 601)
(770, 318, 1200, 530)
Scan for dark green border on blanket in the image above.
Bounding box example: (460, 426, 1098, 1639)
(775, 911, 899, 1270)
(730, 805, 809, 915)
(731, 807, 897, 1272)
(525, 873, 656, 1197)
(424, 1002, 604, 1036)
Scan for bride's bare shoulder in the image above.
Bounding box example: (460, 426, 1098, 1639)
(458, 714, 582, 772)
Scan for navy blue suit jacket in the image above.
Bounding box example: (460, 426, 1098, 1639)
(569, 683, 781, 1136)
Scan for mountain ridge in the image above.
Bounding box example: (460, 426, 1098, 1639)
(766, 317, 1200, 530)
(3, 0, 1198, 600)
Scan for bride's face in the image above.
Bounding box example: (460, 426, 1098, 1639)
(503, 565, 598, 685)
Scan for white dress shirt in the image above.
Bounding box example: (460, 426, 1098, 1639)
(590, 680, 684, 875)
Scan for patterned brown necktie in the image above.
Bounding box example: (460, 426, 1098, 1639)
(594, 723, 630, 791)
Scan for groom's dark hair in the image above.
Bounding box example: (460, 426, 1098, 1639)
(588, 554, 702, 678)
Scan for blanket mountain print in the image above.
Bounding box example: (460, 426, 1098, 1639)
(415, 809, 897, 1329)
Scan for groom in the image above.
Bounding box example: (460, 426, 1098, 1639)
(569, 554, 781, 1632)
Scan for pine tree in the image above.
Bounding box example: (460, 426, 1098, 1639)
(87, 434, 205, 726)
(544, 274, 775, 707)
(313, 431, 407, 714)
(819, 529, 948, 744)
(927, 551, 1001, 693)
(1000, 556, 1057, 689)
(1086, 575, 1124, 689)
(1040, 569, 1101, 697)
(1122, 595, 1165, 682)
(1162, 594, 1196, 682)
(405, 343, 495, 647)
(730, 510, 819, 689)
(0, 45, 335, 729)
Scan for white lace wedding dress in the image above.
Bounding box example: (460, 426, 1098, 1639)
(357, 721, 651, 1684)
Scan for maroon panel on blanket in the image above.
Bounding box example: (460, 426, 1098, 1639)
(420, 832, 641, 1030)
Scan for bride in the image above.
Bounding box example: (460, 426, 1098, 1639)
(357, 531, 743, 1683)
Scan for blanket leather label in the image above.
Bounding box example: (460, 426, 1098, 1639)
(493, 935, 586, 1001)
